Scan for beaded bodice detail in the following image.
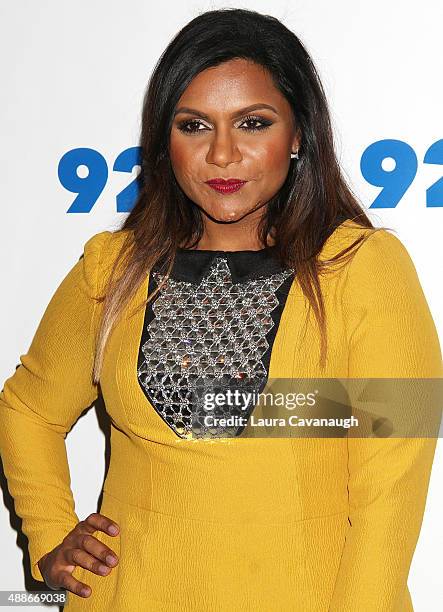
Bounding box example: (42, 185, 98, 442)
(137, 249, 295, 439)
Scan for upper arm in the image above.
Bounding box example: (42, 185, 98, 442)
(341, 228, 442, 378)
(0, 230, 113, 435)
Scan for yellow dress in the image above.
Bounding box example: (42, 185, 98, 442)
(0, 220, 441, 611)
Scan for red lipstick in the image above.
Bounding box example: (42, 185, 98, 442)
(205, 178, 248, 194)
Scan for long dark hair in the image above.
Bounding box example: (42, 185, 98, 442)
(92, 7, 386, 383)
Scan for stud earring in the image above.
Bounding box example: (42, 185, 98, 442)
(290, 150, 299, 159)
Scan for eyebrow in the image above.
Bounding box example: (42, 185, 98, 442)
(173, 103, 279, 120)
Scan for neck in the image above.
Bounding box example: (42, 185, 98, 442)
(181, 230, 276, 252)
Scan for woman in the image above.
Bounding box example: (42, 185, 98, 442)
(0, 8, 441, 611)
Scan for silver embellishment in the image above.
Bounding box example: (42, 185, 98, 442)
(137, 256, 294, 439)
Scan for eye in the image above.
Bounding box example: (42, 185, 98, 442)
(177, 119, 208, 135)
(238, 115, 273, 132)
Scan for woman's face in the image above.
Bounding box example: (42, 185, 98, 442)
(169, 58, 300, 229)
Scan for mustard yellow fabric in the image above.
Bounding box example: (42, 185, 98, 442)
(0, 220, 441, 611)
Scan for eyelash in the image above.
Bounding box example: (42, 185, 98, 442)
(176, 114, 273, 135)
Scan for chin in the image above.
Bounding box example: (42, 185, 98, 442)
(207, 201, 252, 221)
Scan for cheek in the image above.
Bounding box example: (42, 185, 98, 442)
(169, 139, 186, 174)
(263, 145, 289, 168)
(254, 141, 291, 189)
(169, 137, 203, 186)
(169, 153, 193, 189)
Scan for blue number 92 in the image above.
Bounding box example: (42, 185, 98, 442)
(360, 138, 443, 208)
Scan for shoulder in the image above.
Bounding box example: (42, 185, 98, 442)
(320, 219, 419, 291)
(83, 228, 132, 259)
(326, 220, 434, 332)
(321, 219, 407, 261)
(328, 222, 442, 377)
(80, 229, 133, 296)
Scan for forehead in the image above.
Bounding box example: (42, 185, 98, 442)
(176, 58, 287, 113)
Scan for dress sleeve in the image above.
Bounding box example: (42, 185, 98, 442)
(329, 229, 442, 611)
(0, 230, 112, 582)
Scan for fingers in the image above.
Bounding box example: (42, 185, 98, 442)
(67, 542, 114, 576)
(57, 570, 92, 598)
(69, 532, 119, 570)
(41, 513, 121, 599)
(79, 514, 120, 567)
(80, 512, 120, 537)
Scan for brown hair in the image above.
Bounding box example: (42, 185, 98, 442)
(92, 8, 389, 384)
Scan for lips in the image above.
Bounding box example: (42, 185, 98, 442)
(206, 178, 246, 185)
(205, 178, 247, 194)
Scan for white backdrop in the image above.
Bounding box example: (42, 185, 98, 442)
(1, 1, 442, 610)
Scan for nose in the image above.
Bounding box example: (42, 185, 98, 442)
(205, 130, 243, 167)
